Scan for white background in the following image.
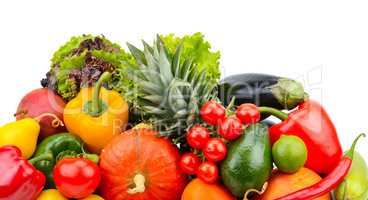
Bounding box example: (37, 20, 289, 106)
(0, 0, 367, 159)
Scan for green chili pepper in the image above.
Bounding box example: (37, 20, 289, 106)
(30, 133, 98, 188)
(334, 150, 368, 200)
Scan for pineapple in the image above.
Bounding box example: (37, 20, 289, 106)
(125, 36, 217, 144)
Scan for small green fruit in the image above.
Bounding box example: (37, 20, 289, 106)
(272, 135, 307, 173)
(335, 151, 368, 200)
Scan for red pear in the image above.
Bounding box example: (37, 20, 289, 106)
(16, 88, 66, 138)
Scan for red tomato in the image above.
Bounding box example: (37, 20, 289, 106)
(200, 101, 226, 125)
(197, 161, 219, 183)
(218, 116, 243, 141)
(179, 152, 201, 175)
(186, 125, 211, 149)
(236, 103, 261, 125)
(53, 158, 101, 199)
(203, 138, 227, 162)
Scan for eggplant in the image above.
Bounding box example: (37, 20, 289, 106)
(218, 73, 307, 110)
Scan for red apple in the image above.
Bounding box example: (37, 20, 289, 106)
(16, 88, 66, 138)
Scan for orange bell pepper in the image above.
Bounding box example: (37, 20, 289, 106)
(64, 72, 129, 153)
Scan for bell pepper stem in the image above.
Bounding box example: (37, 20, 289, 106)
(91, 72, 112, 115)
(258, 107, 289, 121)
(28, 153, 53, 165)
(82, 153, 100, 164)
(346, 133, 366, 159)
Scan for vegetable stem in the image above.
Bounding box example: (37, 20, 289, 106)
(127, 174, 146, 194)
(258, 107, 288, 121)
(28, 153, 53, 165)
(91, 72, 112, 115)
(225, 96, 236, 116)
(34, 113, 64, 128)
(346, 133, 366, 159)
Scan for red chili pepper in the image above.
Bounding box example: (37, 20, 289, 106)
(259, 100, 343, 174)
(275, 133, 365, 200)
(0, 146, 48, 200)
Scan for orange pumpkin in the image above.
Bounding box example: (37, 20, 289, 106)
(257, 168, 331, 200)
(181, 179, 236, 200)
(99, 128, 187, 200)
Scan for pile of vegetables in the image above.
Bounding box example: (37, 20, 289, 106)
(0, 32, 367, 200)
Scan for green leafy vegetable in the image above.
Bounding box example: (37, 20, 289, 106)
(41, 35, 135, 101)
(160, 32, 221, 84)
(41, 32, 221, 115)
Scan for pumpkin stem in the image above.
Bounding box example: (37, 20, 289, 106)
(127, 174, 146, 194)
(243, 182, 268, 200)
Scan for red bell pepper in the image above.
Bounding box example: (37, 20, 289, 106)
(0, 146, 47, 200)
(259, 100, 343, 174)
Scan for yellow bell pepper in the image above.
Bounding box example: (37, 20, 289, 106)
(0, 113, 63, 158)
(79, 194, 104, 200)
(64, 72, 129, 153)
(37, 189, 68, 200)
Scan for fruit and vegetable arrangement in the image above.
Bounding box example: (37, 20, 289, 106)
(0, 33, 367, 200)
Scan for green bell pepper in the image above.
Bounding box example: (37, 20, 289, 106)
(30, 133, 98, 188)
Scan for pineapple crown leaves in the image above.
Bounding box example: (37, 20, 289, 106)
(124, 35, 217, 139)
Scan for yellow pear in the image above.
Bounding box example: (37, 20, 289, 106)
(0, 118, 40, 159)
(37, 189, 68, 200)
(79, 194, 104, 200)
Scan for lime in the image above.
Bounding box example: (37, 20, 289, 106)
(272, 135, 307, 173)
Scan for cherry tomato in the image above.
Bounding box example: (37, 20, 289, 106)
(200, 100, 226, 125)
(197, 161, 219, 183)
(236, 103, 261, 124)
(218, 116, 243, 141)
(186, 125, 211, 149)
(203, 138, 227, 162)
(53, 158, 101, 199)
(179, 152, 201, 175)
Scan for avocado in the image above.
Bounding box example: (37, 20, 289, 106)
(220, 123, 273, 198)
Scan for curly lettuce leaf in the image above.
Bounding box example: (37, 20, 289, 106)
(51, 35, 95, 64)
(46, 35, 135, 101)
(160, 32, 221, 83)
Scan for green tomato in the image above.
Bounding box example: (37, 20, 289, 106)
(272, 135, 307, 173)
(335, 151, 368, 200)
